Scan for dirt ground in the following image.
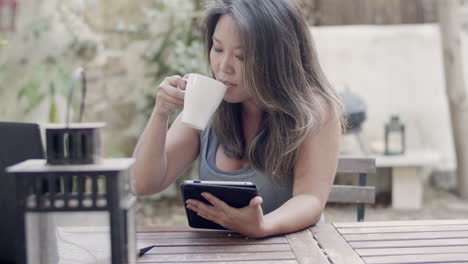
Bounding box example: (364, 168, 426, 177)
(136, 184, 468, 227)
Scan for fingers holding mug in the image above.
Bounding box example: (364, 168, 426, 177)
(163, 75, 187, 99)
(154, 75, 187, 118)
(173, 75, 189, 94)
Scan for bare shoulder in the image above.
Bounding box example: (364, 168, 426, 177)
(308, 95, 342, 139)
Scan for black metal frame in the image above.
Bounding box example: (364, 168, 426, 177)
(12, 166, 134, 264)
(357, 172, 367, 222)
(46, 128, 101, 165)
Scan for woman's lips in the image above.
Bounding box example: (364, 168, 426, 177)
(220, 81, 237, 88)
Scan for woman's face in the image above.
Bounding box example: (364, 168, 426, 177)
(210, 15, 250, 103)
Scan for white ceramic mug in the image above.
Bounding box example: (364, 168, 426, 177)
(182, 74, 227, 130)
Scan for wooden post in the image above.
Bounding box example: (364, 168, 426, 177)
(438, 0, 468, 198)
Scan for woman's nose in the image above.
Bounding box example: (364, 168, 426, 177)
(219, 55, 234, 75)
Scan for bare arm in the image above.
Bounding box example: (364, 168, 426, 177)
(261, 117, 341, 236)
(131, 76, 200, 195)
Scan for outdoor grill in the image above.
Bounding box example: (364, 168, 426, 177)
(340, 88, 367, 133)
(340, 88, 368, 154)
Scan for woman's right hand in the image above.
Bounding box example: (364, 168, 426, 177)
(153, 75, 188, 119)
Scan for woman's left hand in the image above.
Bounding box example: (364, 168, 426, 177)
(186, 193, 267, 238)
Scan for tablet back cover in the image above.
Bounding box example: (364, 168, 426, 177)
(180, 183, 258, 230)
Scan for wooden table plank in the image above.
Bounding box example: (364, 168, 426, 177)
(137, 231, 243, 239)
(334, 219, 468, 228)
(363, 252, 468, 264)
(139, 251, 296, 262)
(137, 236, 287, 246)
(350, 238, 468, 248)
(137, 261, 297, 264)
(310, 224, 365, 264)
(138, 244, 292, 254)
(285, 228, 330, 264)
(357, 245, 468, 257)
(344, 230, 468, 241)
(337, 224, 468, 234)
(137, 226, 195, 232)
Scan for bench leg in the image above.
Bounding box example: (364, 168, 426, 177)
(392, 167, 422, 209)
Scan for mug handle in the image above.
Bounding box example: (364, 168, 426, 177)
(178, 75, 190, 94)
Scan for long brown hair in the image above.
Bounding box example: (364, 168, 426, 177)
(202, 0, 343, 183)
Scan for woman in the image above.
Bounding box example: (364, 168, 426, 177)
(132, 0, 343, 238)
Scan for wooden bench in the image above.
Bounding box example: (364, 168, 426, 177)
(328, 157, 376, 221)
(373, 149, 440, 209)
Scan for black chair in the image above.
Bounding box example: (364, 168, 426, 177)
(328, 157, 376, 221)
(0, 122, 44, 264)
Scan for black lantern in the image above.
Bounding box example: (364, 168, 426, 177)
(384, 115, 405, 155)
(6, 67, 137, 263)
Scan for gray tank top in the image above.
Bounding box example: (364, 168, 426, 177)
(198, 124, 293, 214)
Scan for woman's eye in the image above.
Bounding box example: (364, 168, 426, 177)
(213, 47, 223, 53)
(235, 55, 244, 61)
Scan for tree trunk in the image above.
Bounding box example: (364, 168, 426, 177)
(438, 0, 468, 198)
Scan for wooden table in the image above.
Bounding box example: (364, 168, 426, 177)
(137, 219, 468, 264)
(136, 226, 329, 264)
(311, 219, 468, 264)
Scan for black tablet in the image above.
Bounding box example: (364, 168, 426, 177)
(180, 180, 258, 230)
